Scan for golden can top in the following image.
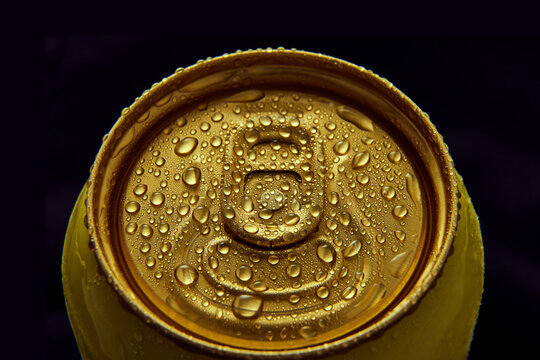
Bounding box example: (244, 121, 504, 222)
(86, 49, 458, 358)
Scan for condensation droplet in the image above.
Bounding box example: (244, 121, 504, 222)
(150, 192, 165, 206)
(140, 224, 153, 238)
(333, 140, 350, 155)
(125, 201, 140, 214)
(327, 191, 339, 205)
(395, 230, 406, 241)
(268, 255, 280, 265)
(183, 167, 201, 186)
(393, 205, 408, 219)
(338, 211, 351, 226)
(244, 129, 260, 144)
(317, 244, 334, 263)
(260, 115, 272, 126)
(286, 263, 301, 278)
(381, 186, 396, 200)
(310, 204, 321, 217)
(223, 206, 236, 219)
(145, 256, 156, 268)
(209, 256, 219, 269)
(250, 281, 268, 292)
(174, 264, 198, 286)
(352, 152, 370, 168)
(232, 295, 263, 319)
(284, 213, 300, 226)
(343, 240, 362, 258)
(133, 184, 147, 196)
(174, 137, 198, 156)
(139, 242, 150, 253)
(236, 265, 253, 281)
(405, 173, 421, 205)
(388, 151, 402, 163)
(126, 222, 137, 234)
(192, 206, 210, 224)
(211, 112, 224, 122)
(210, 136, 222, 147)
(388, 251, 412, 278)
(336, 105, 374, 132)
(217, 242, 230, 255)
(243, 223, 259, 234)
(289, 294, 301, 304)
(299, 326, 317, 339)
(341, 286, 357, 300)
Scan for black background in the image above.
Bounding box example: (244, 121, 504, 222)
(44, 37, 540, 359)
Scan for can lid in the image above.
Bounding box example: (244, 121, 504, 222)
(87, 49, 458, 358)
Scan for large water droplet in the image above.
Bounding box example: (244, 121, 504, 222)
(192, 206, 210, 224)
(284, 213, 300, 226)
(316, 286, 330, 299)
(393, 205, 408, 219)
(244, 129, 260, 144)
(336, 106, 374, 132)
(405, 173, 421, 205)
(286, 263, 301, 278)
(388, 151, 402, 163)
(236, 265, 253, 281)
(232, 294, 263, 319)
(381, 186, 396, 200)
(310, 204, 321, 218)
(140, 224, 153, 238)
(299, 326, 317, 339)
(289, 294, 301, 304)
(209, 256, 219, 269)
(327, 191, 339, 205)
(356, 283, 387, 312)
(211, 112, 224, 122)
(260, 115, 272, 126)
(242, 196, 254, 212)
(183, 167, 201, 186)
(343, 240, 362, 258)
(268, 255, 280, 265)
(341, 286, 357, 300)
(126, 222, 138, 235)
(317, 244, 334, 263)
(223, 206, 236, 219)
(352, 152, 370, 168)
(243, 223, 259, 234)
(125, 201, 140, 214)
(333, 140, 350, 155)
(174, 264, 198, 286)
(250, 281, 268, 292)
(388, 251, 412, 278)
(217, 242, 230, 255)
(226, 90, 265, 102)
(338, 211, 351, 226)
(174, 137, 198, 156)
(150, 192, 165, 206)
(133, 184, 147, 196)
(210, 136, 222, 147)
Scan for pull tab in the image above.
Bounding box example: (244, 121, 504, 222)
(221, 115, 324, 248)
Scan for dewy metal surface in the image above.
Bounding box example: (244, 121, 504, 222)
(85, 49, 458, 358)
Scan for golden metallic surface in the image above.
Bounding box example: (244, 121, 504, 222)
(84, 49, 459, 358)
(63, 175, 482, 360)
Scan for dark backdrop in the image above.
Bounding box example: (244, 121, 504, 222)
(45, 37, 540, 359)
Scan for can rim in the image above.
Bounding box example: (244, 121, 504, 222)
(86, 48, 458, 359)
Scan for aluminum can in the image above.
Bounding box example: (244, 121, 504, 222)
(62, 49, 484, 360)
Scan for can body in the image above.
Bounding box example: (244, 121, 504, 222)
(62, 49, 484, 360)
